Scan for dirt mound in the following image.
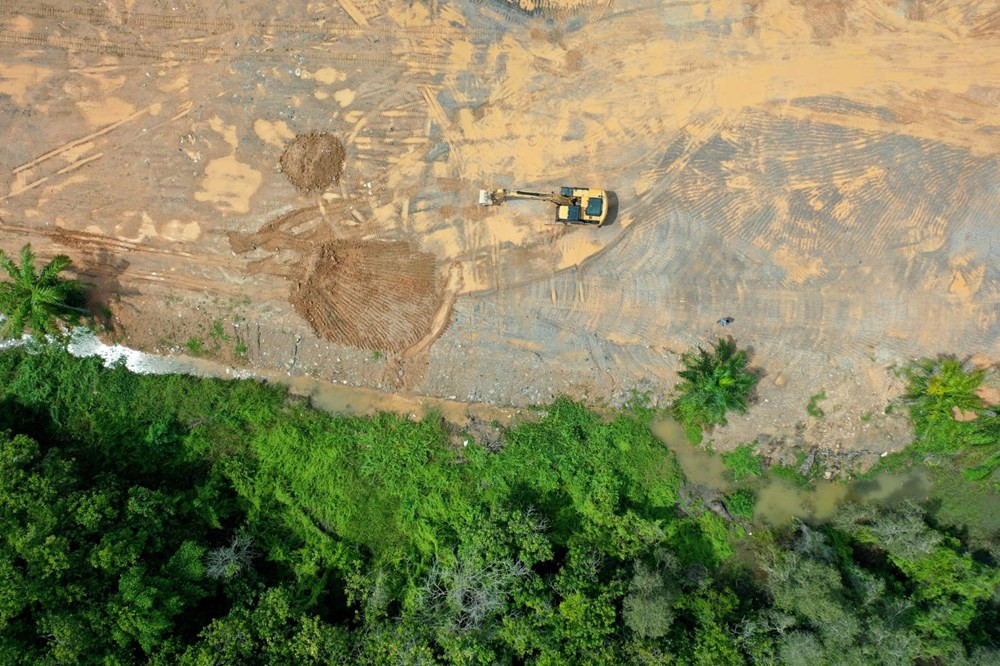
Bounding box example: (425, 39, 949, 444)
(497, 0, 606, 14)
(290, 241, 441, 352)
(279, 132, 345, 193)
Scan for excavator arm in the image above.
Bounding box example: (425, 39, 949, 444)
(479, 188, 573, 207)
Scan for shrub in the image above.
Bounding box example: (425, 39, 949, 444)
(725, 490, 756, 521)
(806, 390, 826, 418)
(903, 357, 985, 453)
(721, 444, 763, 481)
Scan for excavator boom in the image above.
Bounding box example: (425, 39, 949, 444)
(479, 188, 572, 207)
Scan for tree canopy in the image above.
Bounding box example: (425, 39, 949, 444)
(0, 346, 996, 664)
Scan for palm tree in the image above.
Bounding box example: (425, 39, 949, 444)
(0, 243, 86, 338)
(672, 337, 758, 432)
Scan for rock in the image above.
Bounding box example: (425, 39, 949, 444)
(952, 405, 978, 422)
(976, 384, 1000, 406)
(774, 374, 786, 387)
(798, 448, 818, 476)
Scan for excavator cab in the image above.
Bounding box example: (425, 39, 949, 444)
(478, 186, 609, 227)
(555, 187, 606, 226)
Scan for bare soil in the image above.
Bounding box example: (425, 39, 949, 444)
(279, 132, 346, 193)
(1, 0, 998, 456)
(288, 240, 440, 352)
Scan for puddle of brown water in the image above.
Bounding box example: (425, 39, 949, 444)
(651, 418, 732, 489)
(58, 331, 934, 520)
(651, 417, 930, 526)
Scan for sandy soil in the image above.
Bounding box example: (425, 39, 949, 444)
(1, 0, 998, 454)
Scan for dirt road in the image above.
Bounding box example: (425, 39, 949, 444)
(2, 0, 998, 453)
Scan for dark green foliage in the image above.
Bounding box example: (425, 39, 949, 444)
(672, 338, 758, 434)
(0, 429, 221, 662)
(0, 346, 997, 664)
(721, 444, 763, 481)
(173, 587, 354, 665)
(0, 243, 86, 338)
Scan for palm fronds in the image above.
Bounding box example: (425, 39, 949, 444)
(672, 337, 758, 431)
(0, 243, 85, 338)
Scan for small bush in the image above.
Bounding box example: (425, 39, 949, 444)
(725, 490, 756, 521)
(186, 337, 205, 355)
(721, 444, 763, 481)
(806, 390, 826, 418)
(903, 357, 985, 453)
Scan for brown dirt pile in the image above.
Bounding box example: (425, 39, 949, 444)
(290, 241, 441, 352)
(500, 0, 606, 13)
(279, 132, 345, 193)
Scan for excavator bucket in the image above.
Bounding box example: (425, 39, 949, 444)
(478, 189, 494, 206)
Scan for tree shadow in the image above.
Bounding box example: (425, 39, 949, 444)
(73, 250, 135, 334)
(729, 337, 766, 406)
(602, 190, 620, 228)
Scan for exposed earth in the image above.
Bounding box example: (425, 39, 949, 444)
(1, 0, 998, 455)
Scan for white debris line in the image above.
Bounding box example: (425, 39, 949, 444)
(0, 320, 251, 379)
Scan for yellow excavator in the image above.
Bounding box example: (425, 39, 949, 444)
(478, 186, 608, 226)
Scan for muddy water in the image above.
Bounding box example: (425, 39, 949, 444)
(651, 418, 930, 526)
(7, 330, 930, 524)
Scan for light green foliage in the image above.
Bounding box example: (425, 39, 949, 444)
(806, 390, 826, 418)
(209, 321, 231, 343)
(0, 243, 85, 338)
(664, 511, 734, 569)
(875, 357, 1000, 527)
(483, 399, 682, 555)
(673, 337, 758, 434)
(241, 410, 468, 565)
(903, 357, 986, 453)
(770, 450, 812, 487)
(691, 622, 743, 666)
(721, 444, 763, 481)
(965, 449, 1000, 480)
(622, 558, 677, 639)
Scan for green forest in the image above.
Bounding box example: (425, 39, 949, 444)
(0, 344, 998, 665)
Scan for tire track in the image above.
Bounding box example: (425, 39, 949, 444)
(0, 30, 402, 69)
(0, 221, 237, 269)
(0, 1, 500, 41)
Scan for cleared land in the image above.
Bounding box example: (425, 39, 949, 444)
(1, 0, 998, 453)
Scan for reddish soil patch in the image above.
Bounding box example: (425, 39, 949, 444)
(279, 132, 345, 193)
(289, 241, 441, 352)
